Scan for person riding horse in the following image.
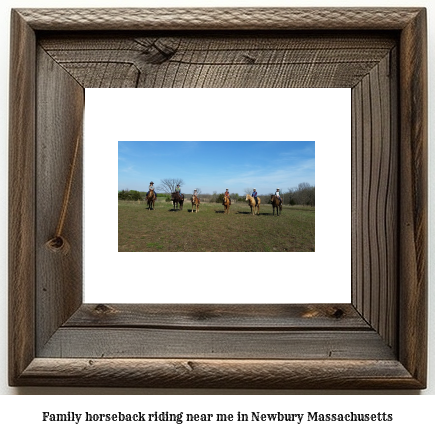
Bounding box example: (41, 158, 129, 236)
(274, 188, 282, 206)
(146, 181, 156, 199)
(223, 188, 231, 205)
(252, 188, 258, 206)
(171, 184, 184, 210)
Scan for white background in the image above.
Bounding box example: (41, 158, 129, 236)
(0, 0, 434, 422)
(85, 88, 351, 304)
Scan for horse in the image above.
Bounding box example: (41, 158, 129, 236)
(146, 191, 156, 210)
(270, 195, 282, 216)
(191, 195, 200, 213)
(222, 196, 231, 214)
(245, 194, 260, 215)
(171, 191, 184, 211)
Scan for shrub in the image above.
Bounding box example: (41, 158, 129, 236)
(118, 189, 141, 201)
(216, 193, 225, 203)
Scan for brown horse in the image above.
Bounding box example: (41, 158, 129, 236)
(270, 195, 282, 216)
(223, 196, 231, 214)
(191, 196, 200, 213)
(146, 191, 155, 210)
(171, 192, 184, 210)
(245, 194, 260, 215)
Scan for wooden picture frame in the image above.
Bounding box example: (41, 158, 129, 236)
(9, 8, 427, 389)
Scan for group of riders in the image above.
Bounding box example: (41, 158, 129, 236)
(147, 181, 283, 206)
(146, 181, 185, 199)
(223, 188, 282, 206)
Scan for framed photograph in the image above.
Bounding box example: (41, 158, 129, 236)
(9, 8, 427, 388)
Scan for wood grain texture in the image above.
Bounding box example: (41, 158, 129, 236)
(8, 8, 427, 389)
(16, 8, 422, 31)
(35, 48, 84, 353)
(351, 50, 398, 351)
(39, 328, 395, 360)
(8, 10, 36, 386)
(39, 33, 396, 89)
(65, 304, 369, 330)
(398, 8, 428, 386)
(17, 358, 420, 389)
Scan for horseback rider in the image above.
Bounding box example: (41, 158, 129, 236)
(274, 188, 282, 206)
(252, 188, 258, 206)
(147, 181, 156, 199)
(192, 189, 199, 201)
(175, 184, 182, 198)
(223, 188, 231, 205)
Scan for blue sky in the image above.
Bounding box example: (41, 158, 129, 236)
(118, 141, 315, 195)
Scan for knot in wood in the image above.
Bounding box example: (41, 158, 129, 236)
(94, 304, 116, 315)
(332, 308, 345, 319)
(45, 236, 70, 255)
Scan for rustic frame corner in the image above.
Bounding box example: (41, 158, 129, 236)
(9, 7, 427, 389)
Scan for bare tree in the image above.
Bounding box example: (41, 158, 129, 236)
(244, 187, 253, 195)
(287, 182, 315, 206)
(157, 178, 184, 194)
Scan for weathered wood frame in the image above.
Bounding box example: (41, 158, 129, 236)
(9, 8, 427, 389)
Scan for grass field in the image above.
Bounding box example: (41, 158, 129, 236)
(118, 199, 315, 252)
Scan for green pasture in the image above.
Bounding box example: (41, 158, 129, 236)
(118, 199, 315, 252)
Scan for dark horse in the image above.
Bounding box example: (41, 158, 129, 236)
(146, 191, 156, 210)
(171, 191, 184, 211)
(271, 195, 282, 216)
